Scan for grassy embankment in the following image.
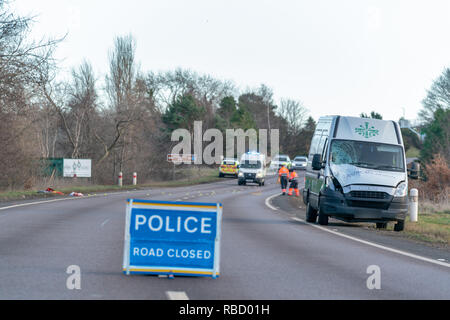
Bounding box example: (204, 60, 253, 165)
(0, 167, 221, 202)
(400, 201, 450, 246)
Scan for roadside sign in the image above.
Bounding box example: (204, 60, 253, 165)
(122, 199, 222, 278)
(167, 154, 196, 164)
(63, 159, 92, 177)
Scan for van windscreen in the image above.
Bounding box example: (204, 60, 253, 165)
(240, 160, 262, 169)
(330, 140, 404, 172)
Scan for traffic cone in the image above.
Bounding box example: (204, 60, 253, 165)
(288, 188, 293, 196)
(295, 189, 300, 197)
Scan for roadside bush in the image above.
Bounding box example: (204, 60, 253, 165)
(409, 154, 450, 203)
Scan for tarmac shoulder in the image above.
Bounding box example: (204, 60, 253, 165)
(270, 194, 450, 264)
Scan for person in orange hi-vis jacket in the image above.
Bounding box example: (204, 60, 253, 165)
(278, 164, 289, 195)
(288, 168, 300, 197)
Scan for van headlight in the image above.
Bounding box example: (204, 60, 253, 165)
(394, 181, 407, 197)
(238, 172, 244, 177)
(256, 171, 263, 178)
(325, 176, 342, 192)
(325, 176, 334, 190)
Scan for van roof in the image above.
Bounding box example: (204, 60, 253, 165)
(321, 116, 402, 145)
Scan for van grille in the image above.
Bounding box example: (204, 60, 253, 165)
(346, 200, 390, 210)
(349, 191, 389, 199)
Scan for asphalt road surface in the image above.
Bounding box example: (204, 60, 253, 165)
(0, 172, 449, 299)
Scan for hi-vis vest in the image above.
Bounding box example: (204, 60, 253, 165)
(289, 171, 298, 181)
(278, 167, 289, 177)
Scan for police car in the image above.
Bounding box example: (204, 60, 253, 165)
(219, 158, 239, 178)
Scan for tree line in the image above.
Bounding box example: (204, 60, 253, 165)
(0, 3, 315, 189)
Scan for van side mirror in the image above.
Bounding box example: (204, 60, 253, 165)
(407, 162, 420, 180)
(312, 154, 322, 170)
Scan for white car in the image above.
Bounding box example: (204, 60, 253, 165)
(270, 155, 291, 170)
(293, 156, 307, 170)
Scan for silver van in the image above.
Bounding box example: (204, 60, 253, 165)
(302, 116, 408, 231)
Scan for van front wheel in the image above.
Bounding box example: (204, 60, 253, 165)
(305, 202, 318, 223)
(317, 201, 329, 225)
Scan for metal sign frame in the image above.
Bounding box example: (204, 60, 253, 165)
(122, 199, 222, 278)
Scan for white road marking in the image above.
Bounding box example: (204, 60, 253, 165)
(166, 291, 189, 300)
(290, 217, 450, 268)
(0, 189, 150, 212)
(100, 219, 110, 228)
(0, 197, 80, 211)
(264, 193, 280, 211)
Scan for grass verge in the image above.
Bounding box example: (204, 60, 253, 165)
(401, 210, 450, 246)
(0, 170, 221, 202)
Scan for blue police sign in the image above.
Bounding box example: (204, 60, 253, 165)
(122, 199, 222, 278)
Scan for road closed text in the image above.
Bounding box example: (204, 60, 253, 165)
(132, 246, 212, 260)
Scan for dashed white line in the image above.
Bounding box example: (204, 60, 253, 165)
(100, 219, 110, 228)
(166, 291, 189, 300)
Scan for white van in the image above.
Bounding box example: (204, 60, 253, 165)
(302, 116, 408, 231)
(238, 152, 266, 186)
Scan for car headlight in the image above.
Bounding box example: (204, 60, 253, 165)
(238, 172, 244, 177)
(394, 181, 407, 197)
(256, 171, 263, 178)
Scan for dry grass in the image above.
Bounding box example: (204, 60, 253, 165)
(403, 209, 450, 246)
(0, 166, 221, 202)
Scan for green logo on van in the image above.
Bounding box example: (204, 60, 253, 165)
(355, 122, 379, 138)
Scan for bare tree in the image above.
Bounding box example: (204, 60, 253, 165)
(98, 34, 143, 176)
(0, 0, 62, 111)
(0, 1, 62, 189)
(146, 68, 236, 114)
(278, 98, 308, 135)
(420, 67, 450, 124)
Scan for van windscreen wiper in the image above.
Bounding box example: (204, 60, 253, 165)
(349, 161, 375, 168)
(374, 165, 403, 171)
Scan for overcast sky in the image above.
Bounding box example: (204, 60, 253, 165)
(12, 0, 450, 122)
